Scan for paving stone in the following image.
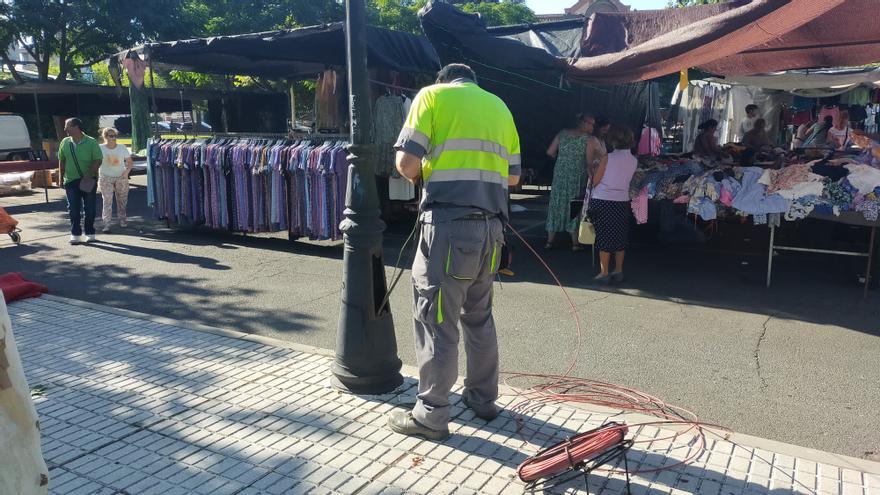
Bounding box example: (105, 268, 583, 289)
(9, 298, 880, 495)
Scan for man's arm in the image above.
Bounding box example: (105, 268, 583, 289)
(395, 150, 422, 184)
(394, 88, 432, 183)
(89, 141, 102, 176)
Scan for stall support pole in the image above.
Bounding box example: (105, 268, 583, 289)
(767, 226, 775, 288)
(331, 0, 402, 394)
(179, 89, 186, 139)
(864, 226, 876, 299)
(32, 86, 49, 202)
(148, 54, 159, 139)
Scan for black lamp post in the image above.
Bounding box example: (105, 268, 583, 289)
(330, 0, 403, 394)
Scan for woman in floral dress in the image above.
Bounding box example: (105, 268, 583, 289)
(545, 114, 595, 250)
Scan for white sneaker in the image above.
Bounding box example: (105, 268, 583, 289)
(85, 235, 96, 243)
(69, 235, 81, 245)
(102, 225, 111, 234)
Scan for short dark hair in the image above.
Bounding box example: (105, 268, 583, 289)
(823, 115, 834, 126)
(745, 104, 759, 113)
(754, 118, 766, 130)
(65, 117, 83, 129)
(606, 125, 635, 151)
(698, 119, 718, 131)
(436, 63, 476, 84)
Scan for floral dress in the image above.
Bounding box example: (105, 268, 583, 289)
(546, 131, 589, 234)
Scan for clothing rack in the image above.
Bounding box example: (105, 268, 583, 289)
(290, 132, 351, 139)
(146, 136, 350, 241)
(207, 132, 292, 138)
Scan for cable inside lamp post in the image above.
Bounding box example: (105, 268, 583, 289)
(331, 0, 403, 394)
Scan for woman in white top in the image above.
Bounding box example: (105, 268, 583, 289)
(588, 126, 638, 284)
(827, 110, 852, 151)
(98, 127, 133, 233)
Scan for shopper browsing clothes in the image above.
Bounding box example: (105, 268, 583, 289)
(739, 103, 760, 137)
(802, 116, 834, 147)
(544, 113, 593, 250)
(741, 118, 772, 151)
(98, 127, 133, 233)
(59, 118, 102, 245)
(388, 63, 520, 440)
(827, 110, 853, 150)
(693, 119, 729, 160)
(588, 126, 638, 284)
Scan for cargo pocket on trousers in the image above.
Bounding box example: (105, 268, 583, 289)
(414, 286, 443, 325)
(445, 238, 484, 280)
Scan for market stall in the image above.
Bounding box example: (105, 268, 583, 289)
(418, 0, 880, 293)
(114, 22, 441, 237)
(628, 142, 880, 294)
(673, 67, 880, 153)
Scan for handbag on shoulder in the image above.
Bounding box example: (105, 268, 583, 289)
(68, 141, 96, 193)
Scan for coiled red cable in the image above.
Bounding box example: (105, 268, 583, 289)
(517, 423, 628, 482)
(504, 224, 730, 477)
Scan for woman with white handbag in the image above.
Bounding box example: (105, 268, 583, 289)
(586, 126, 637, 284)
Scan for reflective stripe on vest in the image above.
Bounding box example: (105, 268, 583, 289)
(429, 138, 521, 166)
(426, 168, 507, 187)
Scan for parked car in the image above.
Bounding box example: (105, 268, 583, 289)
(152, 121, 173, 133)
(180, 121, 212, 132)
(0, 115, 33, 161)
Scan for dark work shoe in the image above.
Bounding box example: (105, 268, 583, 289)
(463, 396, 500, 421)
(611, 271, 624, 283)
(387, 411, 449, 441)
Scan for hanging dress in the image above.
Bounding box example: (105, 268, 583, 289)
(546, 131, 589, 234)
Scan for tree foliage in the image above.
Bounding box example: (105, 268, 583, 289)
(366, 0, 535, 35)
(1, 0, 535, 89)
(458, 1, 536, 27)
(0, 0, 190, 82)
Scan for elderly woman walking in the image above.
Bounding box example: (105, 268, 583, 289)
(98, 127, 133, 233)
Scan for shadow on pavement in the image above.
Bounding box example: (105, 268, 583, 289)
(84, 240, 231, 271)
(371, 380, 814, 495)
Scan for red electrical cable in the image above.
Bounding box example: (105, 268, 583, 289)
(503, 224, 731, 477)
(517, 423, 628, 482)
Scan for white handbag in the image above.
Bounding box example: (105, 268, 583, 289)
(578, 180, 596, 245)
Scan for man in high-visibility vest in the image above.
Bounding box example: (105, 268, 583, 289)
(388, 64, 521, 440)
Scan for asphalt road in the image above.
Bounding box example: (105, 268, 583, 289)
(3, 176, 879, 460)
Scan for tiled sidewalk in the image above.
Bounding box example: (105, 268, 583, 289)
(8, 295, 880, 495)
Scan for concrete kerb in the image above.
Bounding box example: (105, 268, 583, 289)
(39, 293, 880, 476)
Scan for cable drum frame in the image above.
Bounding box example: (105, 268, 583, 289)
(518, 422, 634, 494)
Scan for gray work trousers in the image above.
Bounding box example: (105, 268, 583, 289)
(410, 215, 504, 431)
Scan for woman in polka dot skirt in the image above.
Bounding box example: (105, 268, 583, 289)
(588, 126, 638, 284)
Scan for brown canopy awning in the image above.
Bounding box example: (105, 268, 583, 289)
(569, 0, 880, 83)
(421, 0, 880, 85)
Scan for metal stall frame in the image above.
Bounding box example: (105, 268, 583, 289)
(767, 212, 879, 298)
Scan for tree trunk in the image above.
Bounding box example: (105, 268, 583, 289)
(36, 60, 50, 82)
(0, 57, 23, 84)
(57, 22, 68, 82)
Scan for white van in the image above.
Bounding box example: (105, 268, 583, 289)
(0, 115, 32, 161)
